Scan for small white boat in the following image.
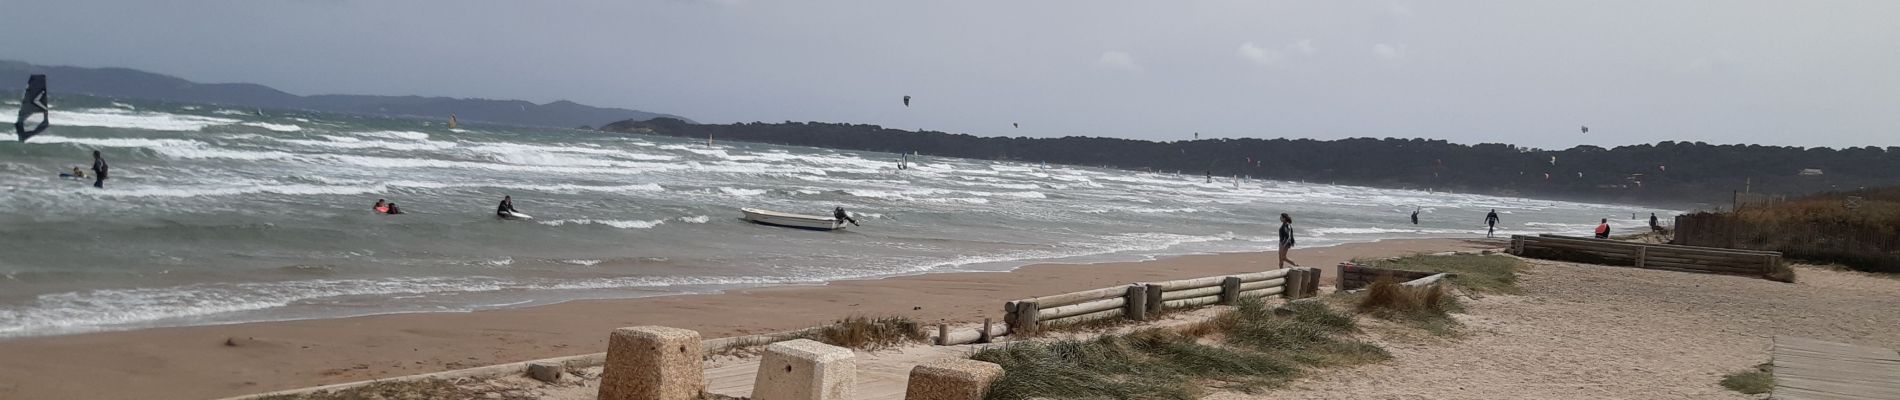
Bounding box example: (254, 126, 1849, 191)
(741, 208, 847, 231)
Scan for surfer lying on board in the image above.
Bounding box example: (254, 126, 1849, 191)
(497, 196, 519, 218)
(374, 199, 388, 214)
(833, 207, 860, 226)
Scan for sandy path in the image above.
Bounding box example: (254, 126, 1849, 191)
(1212, 260, 1900, 400)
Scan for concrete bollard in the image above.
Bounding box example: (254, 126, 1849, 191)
(1144, 284, 1163, 313)
(599, 326, 705, 400)
(1287, 268, 1309, 299)
(903, 358, 1005, 400)
(753, 339, 856, 400)
(1305, 267, 1322, 296)
(1123, 284, 1147, 321)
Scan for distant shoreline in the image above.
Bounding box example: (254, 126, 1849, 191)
(0, 238, 1500, 400)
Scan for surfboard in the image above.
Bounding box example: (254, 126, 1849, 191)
(499, 211, 533, 221)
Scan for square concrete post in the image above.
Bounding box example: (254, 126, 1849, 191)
(1219, 276, 1243, 305)
(753, 339, 856, 400)
(1123, 284, 1147, 321)
(904, 358, 1005, 400)
(599, 326, 705, 400)
(1306, 267, 1322, 296)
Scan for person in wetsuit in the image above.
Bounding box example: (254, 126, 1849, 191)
(90, 150, 108, 189)
(1410, 208, 1420, 225)
(1485, 209, 1501, 238)
(1649, 213, 1661, 231)
(385, 203, 404, 215)
(1278, 213, 1300, 269)
(833, 207, 860, 226)
(497, 195, 519, 218)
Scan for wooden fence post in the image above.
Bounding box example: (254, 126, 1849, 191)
(1011, 301, 1039, 336)
(1285, 268, 1305, 299)
(1124, 284, 1147, 321)
(1219, 277, 1242, 305)
(1144, 284, 1163, 314)
(1635, 246, 1648, 269)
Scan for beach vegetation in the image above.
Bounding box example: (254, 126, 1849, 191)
(1677, 187, 1900, 275)
(1358, 254, 1524, 294)
(972, 297, 1386, 399)
(707, 315, 925, 358)
(1353, 276, 1464, 337)
(1719, 363, 1775, 394)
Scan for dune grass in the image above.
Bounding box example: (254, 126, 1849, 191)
(1358, 254, 1524, 294)
(1719, 363, 1775, 395)
(972, 297, 1387, 399)
(707, 315, 925, 358)
(1353, 276, 1464, 337)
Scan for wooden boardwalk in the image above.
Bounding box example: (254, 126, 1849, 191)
(1772, 336, 1900, 400)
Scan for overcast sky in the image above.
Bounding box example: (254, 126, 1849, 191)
(5, 0, 1897, 149)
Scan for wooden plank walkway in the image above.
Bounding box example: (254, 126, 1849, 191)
(1772, 336, 1900, 400)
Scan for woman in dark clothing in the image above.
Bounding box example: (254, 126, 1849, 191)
(1278, 213, 1300, 269)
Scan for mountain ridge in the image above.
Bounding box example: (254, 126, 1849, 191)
(0, 60, 688, 129)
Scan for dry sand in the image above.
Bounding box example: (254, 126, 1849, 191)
(1212, 259, 1900, 400)
(0, 238, 1496, 400)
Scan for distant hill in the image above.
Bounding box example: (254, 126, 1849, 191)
(0, 60, 689, 128)
(603, 118, 1900, 207)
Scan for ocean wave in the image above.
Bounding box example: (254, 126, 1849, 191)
(57, 108, 239, 131)
(240, 122, 303, 132)
(352, 130, 432, 141)
(718, 187, 766, 197)
(679, 215, 711, 224)
(0, 274, 823, 337)
(83, 183, 386, 198)
(538, 218, 666, 229)
(277, 136, 458, 151)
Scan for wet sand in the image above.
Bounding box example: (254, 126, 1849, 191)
(0, 238, 1499, 400)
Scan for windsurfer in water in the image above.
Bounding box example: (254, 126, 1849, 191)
(497, 195, 519, 218)
(90, 150, 108, 188)
(833, 207, 860, 226)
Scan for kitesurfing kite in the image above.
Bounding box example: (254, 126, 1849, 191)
(1012, 122, 1019, 128)
(1580, 125, 1589, 134)
(15, 74, 48, 142)
(902, 96, 911, 107)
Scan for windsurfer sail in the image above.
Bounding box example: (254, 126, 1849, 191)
(14, 74, 49, 141)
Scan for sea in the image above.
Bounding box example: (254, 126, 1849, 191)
(0, 96, 1675, 338)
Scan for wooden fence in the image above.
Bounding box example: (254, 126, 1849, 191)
(1337, 263, 1444, 290)
(998, 267, 1322, 337)
(1511, 234, 1789, 282)
(1675, 212, 1900, 274)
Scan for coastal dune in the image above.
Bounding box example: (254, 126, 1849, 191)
(0, 238, 1496, 400)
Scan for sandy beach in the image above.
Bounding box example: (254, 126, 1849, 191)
(0, 238, 1497, 400)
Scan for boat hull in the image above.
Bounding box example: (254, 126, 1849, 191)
(741, 208, 845, 231)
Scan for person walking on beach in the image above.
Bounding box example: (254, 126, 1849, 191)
(1594, 218, 1611, 239)
(1485, 209, 1500, 238)
(1649, 213, 1661, 231)
(90, 150, 108, 189)
(1277, 213, 1300, 268)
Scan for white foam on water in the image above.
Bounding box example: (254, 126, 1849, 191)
(678, 215, 711, 224)
(352, 130, 432, 141)
(537, 219, 667, 229)
(213, 109, 251, 116)
(56, 108, 239, 131)
(556, 259, 603, 266)
(718, 187, 766, 197)
(240, 122, 304, 132)
(81, 183, 386, 198)
(277, 136, 458, 152)
(109, 102, 135, 109)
